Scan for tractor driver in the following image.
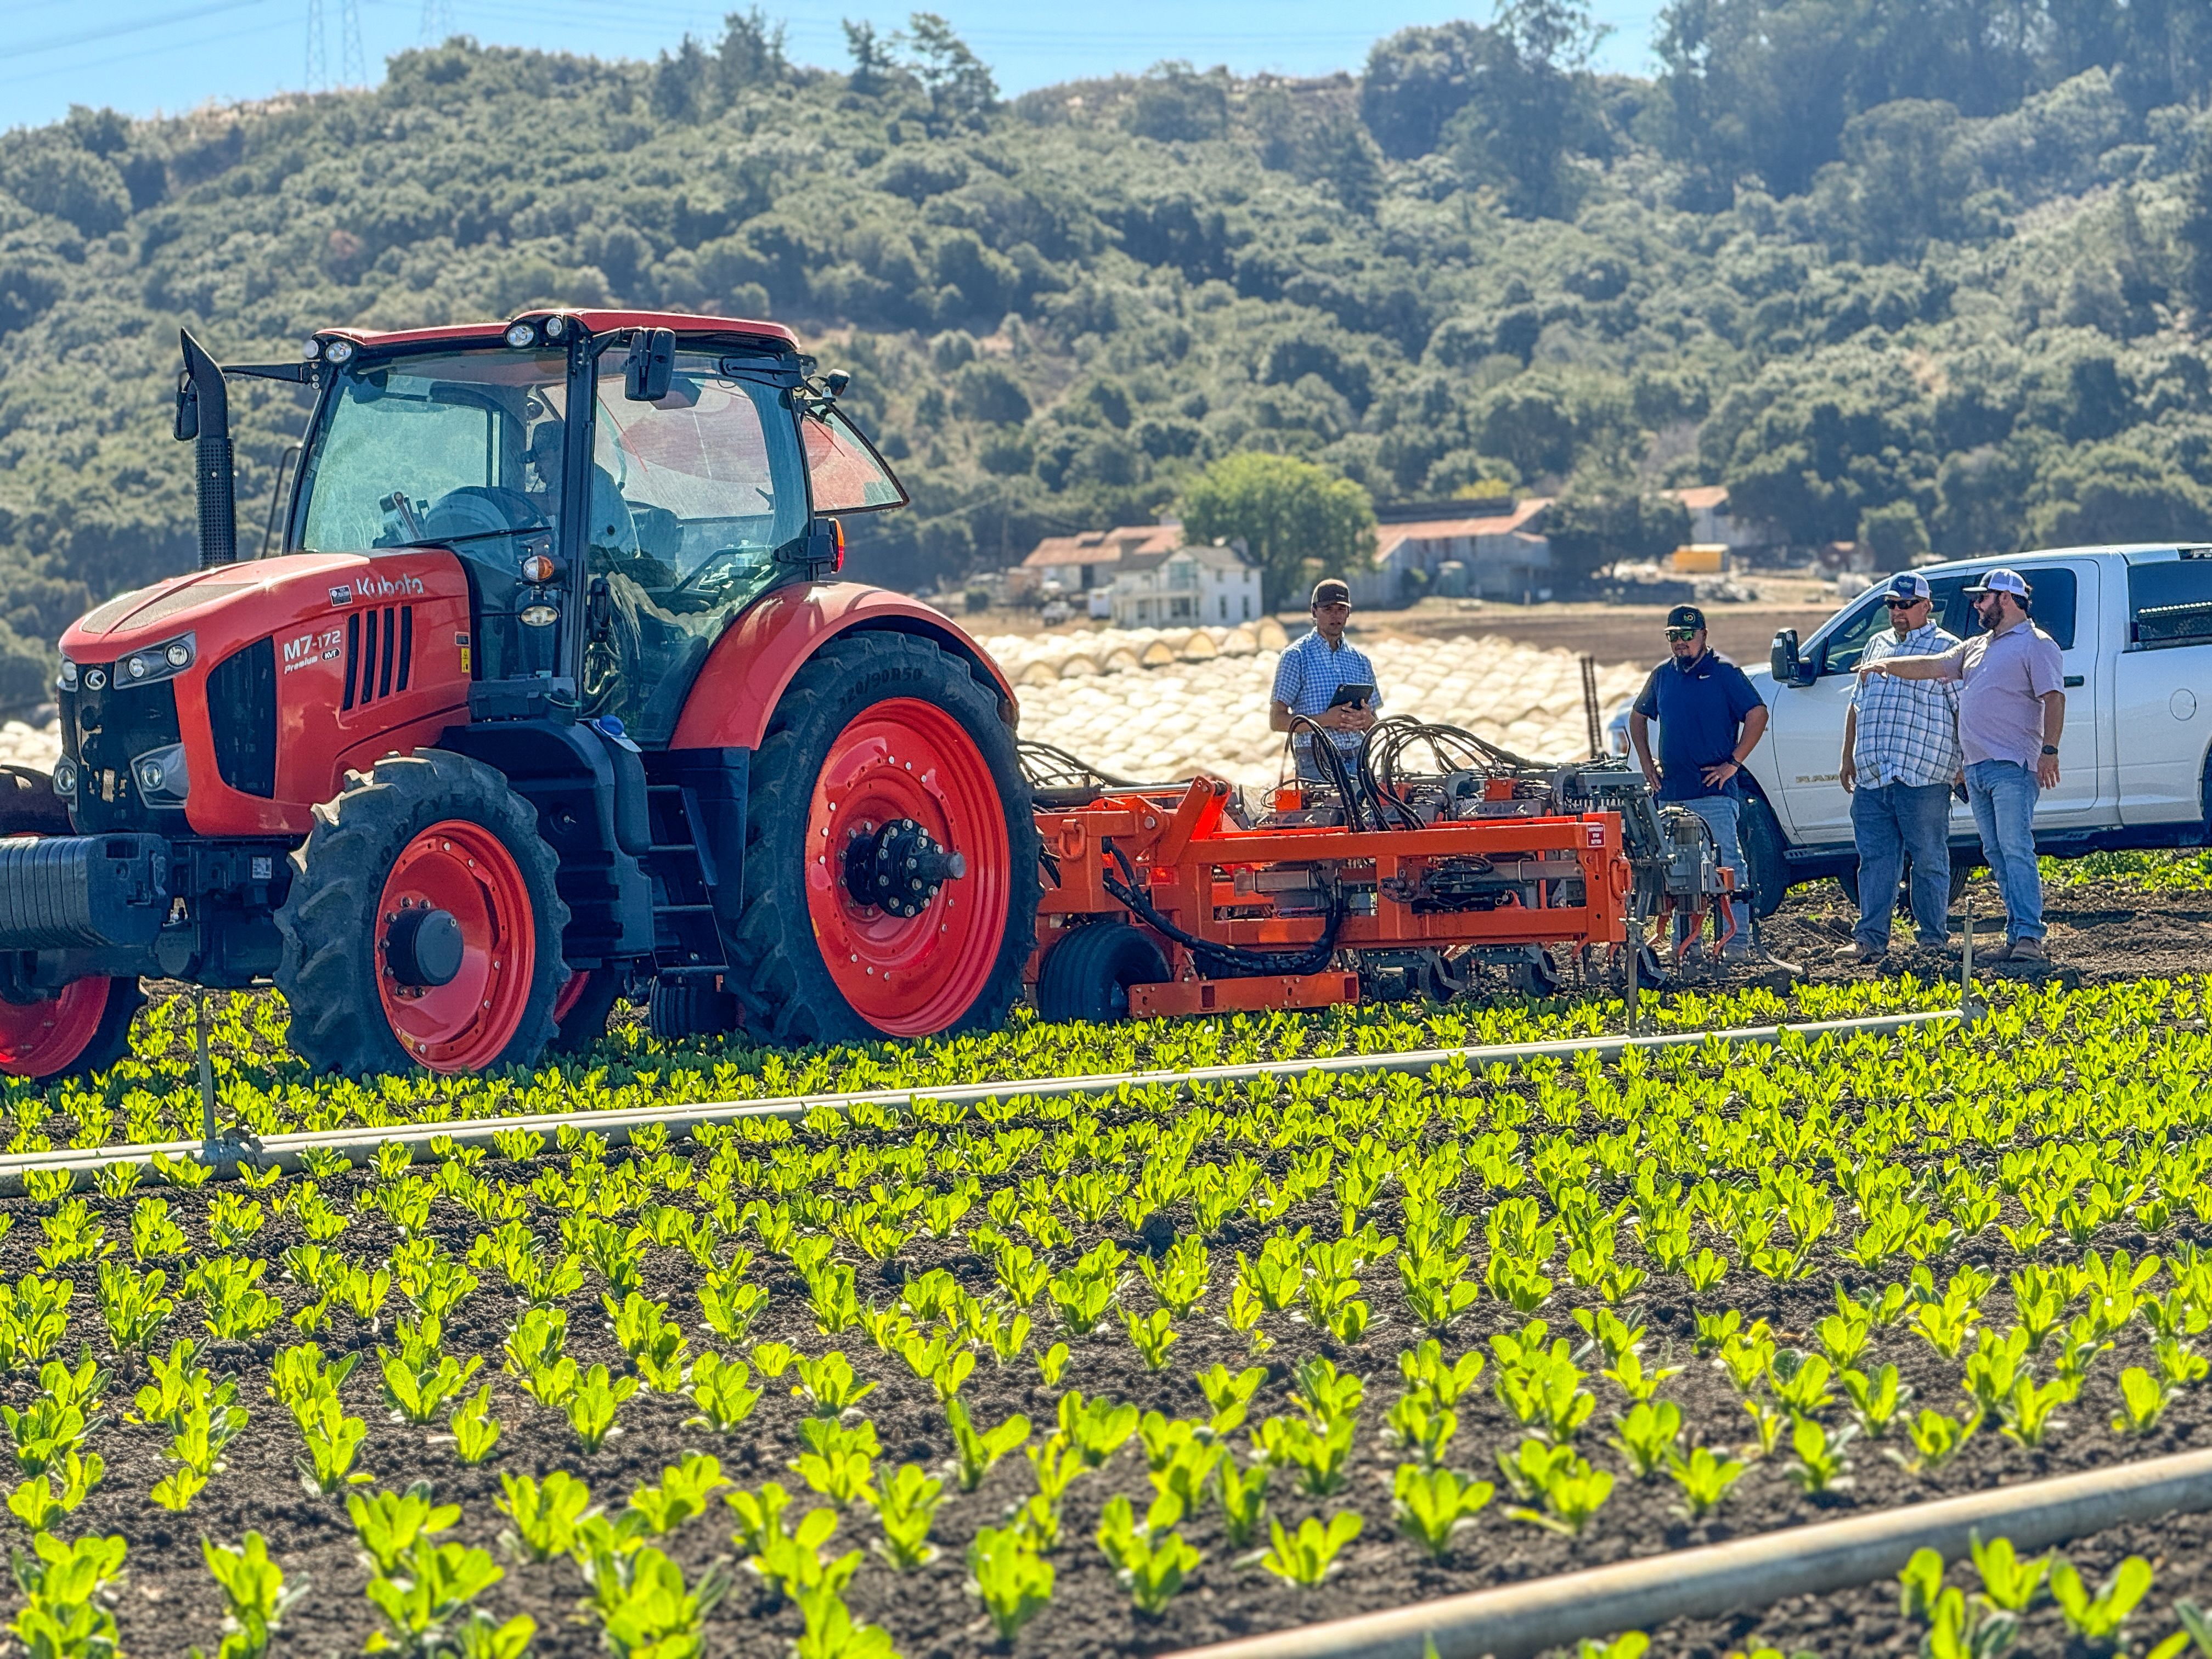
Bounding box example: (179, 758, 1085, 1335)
(524, 418, 646, 566)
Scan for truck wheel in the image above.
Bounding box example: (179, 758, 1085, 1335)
(732, 633, 1041, 1045)
(275, 749, 569, 1076)
(0, 977, 142, 1082)
(1036, 924, 1167, 1023)
(548, 966, 623, 1055)
(1738, 795, 1790, 919)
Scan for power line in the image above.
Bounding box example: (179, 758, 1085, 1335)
(13, 0, 270, 62)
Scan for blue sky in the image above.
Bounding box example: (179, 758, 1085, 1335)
(3, 0, 1667, 134)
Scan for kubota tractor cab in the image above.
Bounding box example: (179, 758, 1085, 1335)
(0, 312, 1039, 1080)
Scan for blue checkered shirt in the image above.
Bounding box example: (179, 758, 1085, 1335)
(1272, 629, 1381, 778)
(1851, 623, 1961, 788)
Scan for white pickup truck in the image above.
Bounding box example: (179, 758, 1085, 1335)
(1615, 544, 2212, 913)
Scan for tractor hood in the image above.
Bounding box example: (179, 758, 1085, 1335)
(58, 551, 475, 839)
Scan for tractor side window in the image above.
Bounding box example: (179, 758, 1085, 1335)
(581, 355, 809, 744)
(804, 406, 907, 514)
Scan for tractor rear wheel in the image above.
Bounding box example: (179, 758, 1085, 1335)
(275, 749, 569, 1076)
(1036, 924, 1168, 1023)
(0, 977, 141, 1082)
(730, 633, 1040, 1045)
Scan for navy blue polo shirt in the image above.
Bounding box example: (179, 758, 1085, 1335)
(1631, 650, 1765, 802)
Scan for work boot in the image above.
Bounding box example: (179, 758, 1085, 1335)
(1835, 941, 1885, 964)
(2007, 936, 2049, 964)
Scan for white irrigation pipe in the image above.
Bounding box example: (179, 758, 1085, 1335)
(1169, 1446, 2212, 1659)
(0, 1006, 1959, 1192)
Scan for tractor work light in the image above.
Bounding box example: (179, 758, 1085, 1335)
(301, 338, 321, 360)
(323, 338, 356, 364)
(543, 315, 568, 339)
(132, 743, 189, 808)
(505, 323, 537, 348)
(57, 660, 77, 692)
(51, 758, 76, 800)
(519, 604, 560, 628)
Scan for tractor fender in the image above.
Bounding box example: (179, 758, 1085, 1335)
(668, 583, 1015, 751)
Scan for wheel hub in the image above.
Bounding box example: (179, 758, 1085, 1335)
(384, 902, 464, 989)
(840, 817, 967, 919)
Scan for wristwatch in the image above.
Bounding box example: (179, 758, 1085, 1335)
(2040, 745, 2058, 755)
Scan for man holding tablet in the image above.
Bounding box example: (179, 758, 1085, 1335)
(1271, 578, 1381, 783)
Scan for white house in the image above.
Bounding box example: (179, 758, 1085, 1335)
(1108, 540, 1262, 628)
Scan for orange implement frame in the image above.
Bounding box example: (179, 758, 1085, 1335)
(1032, 777, 1634, 1015)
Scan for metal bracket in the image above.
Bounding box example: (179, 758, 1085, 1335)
(195, 992, 264, 1169)
(1959, 892, 1986, 1024)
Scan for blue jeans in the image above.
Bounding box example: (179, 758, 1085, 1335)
(1678, 794, 1751, 955)
(1850, 781, 1952, 950)
(1966, 759, 2044, 942)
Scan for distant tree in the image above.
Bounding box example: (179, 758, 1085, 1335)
(1812, 99, 1984, 262)
(901, 13, 997, 126)
(1444, 0, 1605, 218)
(1124, 62, 1228, 143)
(716, 8, 788, 98)
(2182, 132, 2212, 332)
(1547, 484, 1690, 593)
(1857, 499, 1930, 569)
(843, 19, 894, 93)
(1179, 452, 1376, 609)
(1359, 21, 1492, 159)
(651, 36, 715, 122)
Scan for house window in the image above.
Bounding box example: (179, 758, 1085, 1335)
(1242, 595, 1251, 620)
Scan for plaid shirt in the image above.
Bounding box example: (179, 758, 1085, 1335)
(1272, 629, 1381, 777)
(1852, 622, 1961, 788)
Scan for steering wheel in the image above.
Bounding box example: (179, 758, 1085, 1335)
(666, 544, 764, 600)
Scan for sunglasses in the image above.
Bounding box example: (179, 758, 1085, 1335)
(1883, 597, 1925, 609)
(1665, 628, 1699, 642)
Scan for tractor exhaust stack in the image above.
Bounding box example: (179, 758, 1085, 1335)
(174, 328, 236, 569)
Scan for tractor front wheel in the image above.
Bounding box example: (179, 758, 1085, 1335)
(0, 977, 141, 1082)
(275, 749, 569, 1076)
(730, 633, 1040, 1045)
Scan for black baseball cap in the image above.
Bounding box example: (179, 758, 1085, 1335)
(1311, 579, 1351, 608)
(1665, 604, 1706, 631)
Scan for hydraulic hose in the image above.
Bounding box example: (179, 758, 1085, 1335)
(1102, 838, 1345, 979)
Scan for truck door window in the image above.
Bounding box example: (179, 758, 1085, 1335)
(1949, 568, 2077, 650)
(1816, 596, 1888, 675)
(2128, 560, 2212, 649)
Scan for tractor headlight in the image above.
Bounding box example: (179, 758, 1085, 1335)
(130, 743, 188, 808)
(165, 640, 193, 669)
(57, 659, 77, 692)
(112, 635, 194, 687)
(126, 654, 149, 680)
(505, 322, 537, 349)
(519, 603, 560, 628)
(51, 758, 76, 799)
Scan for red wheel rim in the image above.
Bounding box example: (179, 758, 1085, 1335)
(0, 979, 109, 1080)
(805, 697, 1009, 1036)
(376, 819, 537, 1072)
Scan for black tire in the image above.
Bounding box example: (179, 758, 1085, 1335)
(648, 977, 738, 1041)
(1036, 924, 1168, 1023)
(1738, 794, 1790, 919)
(0, 767, 72, 837)
(549, 966, 624, 1055)
(729, 633, 1041, 1046)
(275, 749, 569, 1076)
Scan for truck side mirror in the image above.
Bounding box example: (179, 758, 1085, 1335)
(624, 328, 675, 402)
(1771, 629, 1805, 686)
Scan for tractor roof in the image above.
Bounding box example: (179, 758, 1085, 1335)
(325, 311, 800, 350)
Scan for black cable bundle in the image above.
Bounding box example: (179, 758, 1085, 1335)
(1100, 839, 1345, 979)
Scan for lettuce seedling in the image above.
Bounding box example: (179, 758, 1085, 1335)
(1096, 1493, 1201, 1614)
(945, 1399, 1029, 1492)
(1258, 1512, 1361, 1587)
(1392, 1464, 1493, 1560)
(968, 1526, 1053, 1640)
(873, 1463, 944, 1570)
(2051, 1555, 2153, 1644)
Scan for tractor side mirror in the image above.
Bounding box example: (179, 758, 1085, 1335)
(824, 370, 850, 400)
(173, 369, 199, 441)
(624, 328, 675, 402)
(1771, 629, 1807, 686)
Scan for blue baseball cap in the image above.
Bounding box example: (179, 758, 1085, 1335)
(1883, 572, 1932, 602)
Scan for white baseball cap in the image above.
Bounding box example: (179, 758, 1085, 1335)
(1965, 568, 2029, 598)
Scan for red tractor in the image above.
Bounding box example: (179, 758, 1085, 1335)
(0, 312, 1040, 1079)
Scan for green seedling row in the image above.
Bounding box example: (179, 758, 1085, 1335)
(1, 972, 2207, 1656)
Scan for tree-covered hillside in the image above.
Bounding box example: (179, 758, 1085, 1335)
(1, 2, 2210, 707)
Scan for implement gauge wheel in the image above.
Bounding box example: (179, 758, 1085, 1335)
(730, 632, 1040, 1045)
(1036, 924, 1169, 1024)
(0, 977, 142, 1082)
(276, 749, 570, 1076)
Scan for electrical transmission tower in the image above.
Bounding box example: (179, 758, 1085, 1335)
(419, 0, 456, 46)
(308, 0, 367, 90)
